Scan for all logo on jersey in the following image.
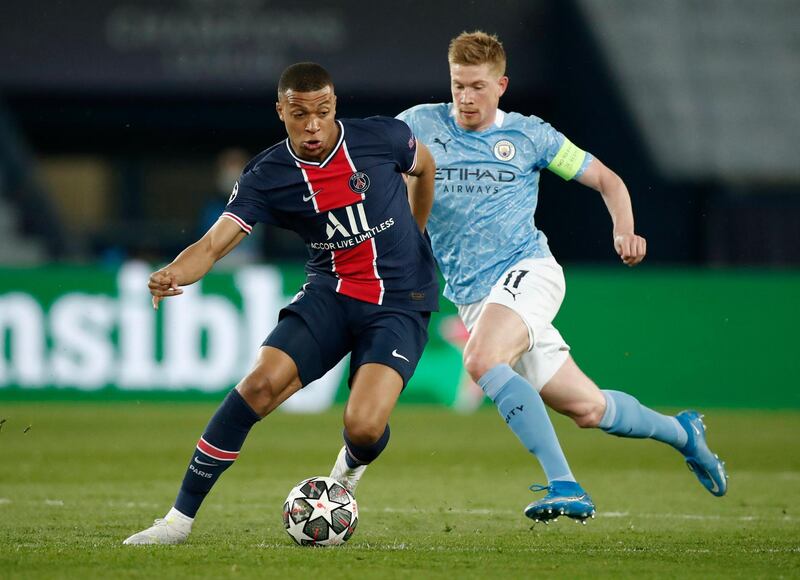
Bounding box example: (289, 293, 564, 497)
(326, 203, 372, 240)
(493, 140, 516, 161)
(349, 172, 370, 194)
(228, 181, 239, 204)
(310, 202, 395, 250)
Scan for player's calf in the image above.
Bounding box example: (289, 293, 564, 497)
(559, 399, 606, 428)
(123, 389, 261, 545)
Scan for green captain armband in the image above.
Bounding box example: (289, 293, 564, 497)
(546, 138, 586, 180)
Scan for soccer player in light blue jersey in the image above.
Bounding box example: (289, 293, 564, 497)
(396, 31, 728, 523)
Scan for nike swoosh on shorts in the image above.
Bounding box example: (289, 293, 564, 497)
(391, 349, 410, 362)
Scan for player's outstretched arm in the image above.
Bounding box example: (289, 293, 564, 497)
(405, 143, 436, 232)
(149, 217, 247, 309)
(576, 157, 646, 267)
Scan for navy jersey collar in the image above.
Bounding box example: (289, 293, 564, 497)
(284, 120, 345, 167)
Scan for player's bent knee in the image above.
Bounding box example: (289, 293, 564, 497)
(343, 417, 385, 446)
(237, 374, 281, 417)
(463, 350, 504, 382)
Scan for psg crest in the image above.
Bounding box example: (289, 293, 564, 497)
(349, 171, 370, 194)
(493, 140, 516, 161)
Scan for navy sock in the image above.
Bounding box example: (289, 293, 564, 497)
(599, 390, 687, 449)
(479, 364, 575, 483)
(174, 389, 261, 518)
(343, 425, 390, 468)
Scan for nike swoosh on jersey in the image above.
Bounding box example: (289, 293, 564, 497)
(303, 189, 323, 202)
(194, 456, 218, 467)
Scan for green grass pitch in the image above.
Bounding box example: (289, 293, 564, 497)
(1, 403, 798, 578)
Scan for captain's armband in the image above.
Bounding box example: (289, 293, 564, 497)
(546, 138, 586, 180)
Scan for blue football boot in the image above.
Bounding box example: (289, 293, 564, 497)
(676, 410, 728, 497)
(524, 481, 596, 524)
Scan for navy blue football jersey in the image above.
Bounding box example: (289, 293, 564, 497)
(223, 117, 439, 312)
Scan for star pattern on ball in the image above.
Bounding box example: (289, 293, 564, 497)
(284, 476, 358, 546)
(306, 486, 336, 527)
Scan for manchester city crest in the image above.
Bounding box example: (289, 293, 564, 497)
(493, 140, 516, 161)
(349, 171, 370, 194)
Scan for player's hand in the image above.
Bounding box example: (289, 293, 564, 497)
(613, 233, 646, 267)
(148, 268, 183, 309)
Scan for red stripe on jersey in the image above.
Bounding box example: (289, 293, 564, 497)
(298, 143, 364, 212)
(332, 237, 383, 304)
(196, 437, 239, 461)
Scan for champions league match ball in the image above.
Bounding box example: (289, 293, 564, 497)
(283, 476, 358, 546)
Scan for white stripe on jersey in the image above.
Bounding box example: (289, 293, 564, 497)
(221, 212, 252, 234)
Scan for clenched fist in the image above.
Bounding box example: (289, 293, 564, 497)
(613, 233, 647, 267)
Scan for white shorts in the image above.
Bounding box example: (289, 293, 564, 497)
(457, 256, 571, 391)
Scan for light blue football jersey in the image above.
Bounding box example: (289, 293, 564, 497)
(397, 103, 593, 304)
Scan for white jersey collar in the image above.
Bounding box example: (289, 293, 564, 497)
(285, 120, 345, 167)
(449, 104, 506, 130)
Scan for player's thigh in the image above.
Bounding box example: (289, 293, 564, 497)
(264, 285, 351, 387)
(512, 323, 571, 391)
(539, 355, 605, 419)
(481, 256, 566, 353)
(464, 302, 530, 368)
(348, 308, 430, 390)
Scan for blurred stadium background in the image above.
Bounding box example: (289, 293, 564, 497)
(0, 0, 797, 407)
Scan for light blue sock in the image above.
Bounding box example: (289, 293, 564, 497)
(599, 390, 688, 449)
(479, 364, 575, 483)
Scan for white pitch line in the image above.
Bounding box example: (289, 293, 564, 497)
(365, 506, 793, 522)
(14, 499, 788, 524)
(591, 511, 793, 522)
(0, 498, 11, 505)
(106, 501, 161, 509)
(251, 542, 800, 555)
(371, 506, 504, 515)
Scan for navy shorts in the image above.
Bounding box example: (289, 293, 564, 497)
(263, 284, 430, 388)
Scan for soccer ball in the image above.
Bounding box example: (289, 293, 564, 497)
(282, 476, 358, 546)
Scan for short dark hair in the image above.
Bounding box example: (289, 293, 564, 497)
(277, 62, 333, 97)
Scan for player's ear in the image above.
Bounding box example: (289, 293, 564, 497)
(497, 76, 509, 97)
(275, 101, 284, 122)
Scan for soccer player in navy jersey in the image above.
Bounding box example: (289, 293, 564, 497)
(123, 62, 438, 545)
(396, 31, 727, 523)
